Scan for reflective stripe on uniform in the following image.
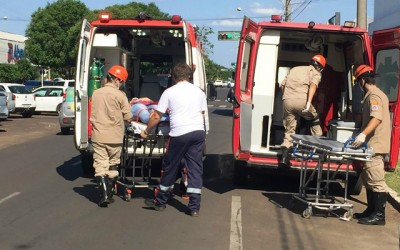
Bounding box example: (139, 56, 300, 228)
(159, 184, 174, 191)
(311, 118, 320, 126)
(187, 188, 202, 194)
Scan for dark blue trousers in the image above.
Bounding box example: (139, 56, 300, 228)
(155, 130, 205, 211)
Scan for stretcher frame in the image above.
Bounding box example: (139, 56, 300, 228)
(290, 134, 373, 221)
(116, 122, 169, 201)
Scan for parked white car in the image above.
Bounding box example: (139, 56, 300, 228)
(53, 79, 75, 90)
(32, 86, 64, 113)
(213, 79, 223, 87)
(0, 92, 9, 121)
(0, 83, 36, 118)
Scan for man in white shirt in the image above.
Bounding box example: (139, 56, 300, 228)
(141, 63, 207, 217)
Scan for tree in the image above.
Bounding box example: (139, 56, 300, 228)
(87, 2, 169, 21)
(25, 0, 90, 79)
(0, 59, 38, 83)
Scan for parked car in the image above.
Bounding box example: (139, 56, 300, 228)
(0, 83, 36, 118)
(53, 79, 75, 90)
(24, 80, 41, 92)
(0, 88, 14, 115)
(32, 86, 64, 113)
(213, 79, 223, 87)
(59, 87, 75, 134)
(0, 92, 9, 121)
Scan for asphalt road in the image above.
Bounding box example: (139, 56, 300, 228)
(0, 95, 399, 249)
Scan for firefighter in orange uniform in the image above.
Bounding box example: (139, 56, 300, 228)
(279, 54, 326, 167)
(351, 65, 390, 226)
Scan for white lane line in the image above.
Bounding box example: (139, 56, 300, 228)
(0, 192, 21, 204)
(230, 196, 243, 250)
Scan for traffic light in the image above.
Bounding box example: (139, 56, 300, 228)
(218, 31, 240, 41)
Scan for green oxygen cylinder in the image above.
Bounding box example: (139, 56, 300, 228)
(88, 58, 104, 97)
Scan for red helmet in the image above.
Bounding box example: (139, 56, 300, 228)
(311, 54, 326, 68)
(354, 64, 373, 80)
(108, 65, 128, 82)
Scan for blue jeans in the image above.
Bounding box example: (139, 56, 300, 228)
(131, 103, 169, 123)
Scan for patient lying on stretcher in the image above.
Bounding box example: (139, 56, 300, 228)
(129, 97, 170, 135)
(130, 97, 169, 123)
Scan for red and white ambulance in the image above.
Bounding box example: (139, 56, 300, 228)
(74, 13, 208, 175)
(228, 16, 400, 194)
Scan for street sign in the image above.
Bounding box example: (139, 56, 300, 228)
(218, 31, 240, 41)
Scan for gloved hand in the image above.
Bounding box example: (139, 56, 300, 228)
(352, 133, 366, 148)
(302, 102, 311, 113)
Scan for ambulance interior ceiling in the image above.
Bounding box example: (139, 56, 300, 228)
(277, 30, 364, 71)
(94, 27, 185, 55)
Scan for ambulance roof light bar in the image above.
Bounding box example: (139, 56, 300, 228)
(99, 12, 110, 23)
(271, 15, 282, 23)
(171, 15, 182, 24)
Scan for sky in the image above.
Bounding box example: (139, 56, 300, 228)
(0, 0, 375, 68)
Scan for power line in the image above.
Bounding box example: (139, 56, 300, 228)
(291, 0, 313, 20)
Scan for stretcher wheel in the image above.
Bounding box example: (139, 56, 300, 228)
(124, 189, 132, 202)
(343, 210, 353, 220)
(302, 208, 312, 219)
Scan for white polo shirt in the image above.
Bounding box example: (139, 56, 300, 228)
(156, 81, 207, 137)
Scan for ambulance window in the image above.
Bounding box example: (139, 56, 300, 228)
(375, 48, 399, 102)
(240, 40, 252, 91)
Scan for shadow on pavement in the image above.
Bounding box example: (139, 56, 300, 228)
(203, 153, 235, 194)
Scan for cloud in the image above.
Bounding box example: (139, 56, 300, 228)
(250, 2, 282, 15)
(251, 7, 282, 15)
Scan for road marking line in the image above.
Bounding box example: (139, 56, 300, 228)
(230, 196, 243, 250)
(0, 192, 21, 204)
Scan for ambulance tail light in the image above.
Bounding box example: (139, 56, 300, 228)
(171, 15, 182, 24)
(100, 12, 111, 23)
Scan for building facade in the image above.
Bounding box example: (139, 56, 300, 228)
(0, 31, 27, 64)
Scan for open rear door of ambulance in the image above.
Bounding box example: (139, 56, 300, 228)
(74, 19, 91, 151)
(232, 17, 258, 185)
(183, 21, 193, 70)
(372, 28, 400, 170)
(233, 17, 258, 156)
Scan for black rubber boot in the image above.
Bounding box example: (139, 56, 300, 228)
(354, 189, 374, 219)
(279, 147, 291, 169)
(358, 192, 387, 226)
(108, 176, 118, 199)
(187, 193, 201, 217)
(96, 176, 113, 207)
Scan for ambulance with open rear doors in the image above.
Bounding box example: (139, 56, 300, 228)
(228, 15, 400, 195)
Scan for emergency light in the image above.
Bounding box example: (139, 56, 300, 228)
(171, 15, 182, 24)
(271, 15, 282, 23)
(100, 13, 110, 23)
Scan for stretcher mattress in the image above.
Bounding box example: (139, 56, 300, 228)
(291, 134, 374, 155)
(130, 121, 170, 135)
(124, 121, 169, 156)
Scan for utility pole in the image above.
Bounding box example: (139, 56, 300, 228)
(357, 0, 367, 29)
(283, 0, 291, 22)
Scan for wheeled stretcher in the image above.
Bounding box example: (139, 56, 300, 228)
(290, 134, 374, 220)
(116, 121, 169, 201)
